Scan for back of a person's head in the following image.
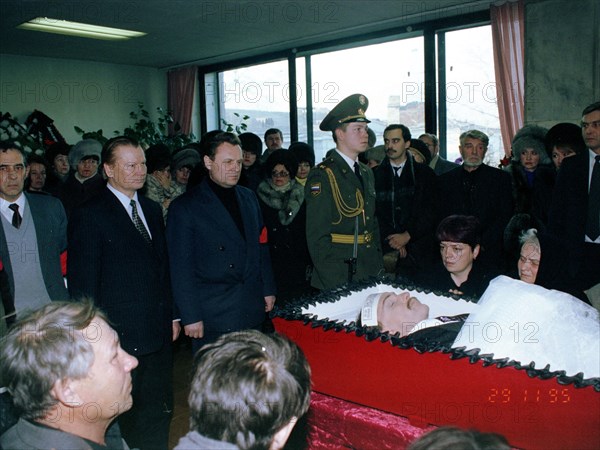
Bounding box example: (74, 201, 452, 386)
(189, 330, 311, 450)
(0, 300, 103, 420)
(408, 427, 510, 450)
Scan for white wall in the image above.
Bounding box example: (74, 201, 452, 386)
(0, 53, 167, 144)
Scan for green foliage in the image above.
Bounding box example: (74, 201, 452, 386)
(75, 102, 196, 151)
(220, 112, 250, 135)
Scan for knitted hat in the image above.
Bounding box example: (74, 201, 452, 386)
(172, 148, 201, 171)
(69, 139, 102, 169)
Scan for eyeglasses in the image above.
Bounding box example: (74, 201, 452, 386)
(271, 171, 290, 178)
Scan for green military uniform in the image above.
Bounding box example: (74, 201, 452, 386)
(305, 152, 383, 289)
(305, 94, 383, 290)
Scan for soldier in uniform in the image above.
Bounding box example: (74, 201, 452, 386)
(305, 94, 383, 290)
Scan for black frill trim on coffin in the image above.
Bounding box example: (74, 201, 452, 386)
(271, 276, 600, 392)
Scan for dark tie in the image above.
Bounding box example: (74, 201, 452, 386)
(354, 162, 363, 188)
(130, 200, 151, 244)
(392, 166, 401, 177)
(8, 204, 21, 229)
(586, 155, 600, 240)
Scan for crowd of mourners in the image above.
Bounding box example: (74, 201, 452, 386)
(0, 99, 598, 450)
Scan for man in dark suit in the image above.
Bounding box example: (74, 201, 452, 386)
(549, 101, 600, 304)
(438, 130, 513, 269)
(166, 132, 276, 353)
(0, 141, 68, 321)
(375, 124, 438, 278)
(68, 136, 178, 450)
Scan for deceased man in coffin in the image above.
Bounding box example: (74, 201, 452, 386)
(292, 275, 600, 381)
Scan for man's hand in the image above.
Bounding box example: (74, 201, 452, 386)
(184, 321, 204, 339)
(172, 321, 181, 341)
(264, 295, 276, 312)
(387, 232, 411, 250)
(398, 246, 408, 259)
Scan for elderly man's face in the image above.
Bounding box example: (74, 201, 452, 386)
(420, 135, 438, 157)
(104, 145, 147, 198)
(377, 292, 429, 337)
(518, 243, 541, 284)
(0, 149, 29, 202)
(71, 318, 138, 419)
(460, 137, 487, 168)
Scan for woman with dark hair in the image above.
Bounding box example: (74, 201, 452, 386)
(544, 122, 586, 170)
(416, 215, 498, 299)
(238, 132, 263, 191)
(43, 141, 71, 197)
(288, 142, 315, 186)
(257, 149, 312, 303)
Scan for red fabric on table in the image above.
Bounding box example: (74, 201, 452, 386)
(306, 392, 435, 449)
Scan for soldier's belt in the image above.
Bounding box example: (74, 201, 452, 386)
(331, 232, 373, 244)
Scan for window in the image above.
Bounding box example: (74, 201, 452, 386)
(219, 60, 290, 143)
(442, 25, 503, 165)
(309, 37, 424, 163)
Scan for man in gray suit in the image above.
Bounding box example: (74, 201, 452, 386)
(0, 141, 68, 321)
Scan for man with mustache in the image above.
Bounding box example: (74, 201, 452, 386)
(374, 124, 438, 277)
(305, 94, 383, 290)
(68, 136, 178, 450)
(438, 130, 513, 270)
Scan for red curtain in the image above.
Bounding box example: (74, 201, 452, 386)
(491, 0, 525, 156)
(167, 66, 197, 135)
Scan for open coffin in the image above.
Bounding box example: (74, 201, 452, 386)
(272, 275, 600, 450)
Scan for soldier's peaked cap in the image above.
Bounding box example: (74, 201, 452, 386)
(319, 94, 371, 131)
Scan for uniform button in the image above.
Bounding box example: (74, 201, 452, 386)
(219, 246, 225, 251)
(229, 264, 235, 268)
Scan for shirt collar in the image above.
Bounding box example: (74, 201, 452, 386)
(0, 192, 26, 216)
(106, 182, 139, 210)
(335, 149, 358, 170)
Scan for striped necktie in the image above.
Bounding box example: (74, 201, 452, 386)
(130, 200, 152, 244)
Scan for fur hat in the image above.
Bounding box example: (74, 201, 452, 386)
(511, 125, 551, 165)
(69, 139, 102, 169)
(172, 148, 201, 171)
(545, 123, 586, 155)
(288, 142, 315, 167)
(145, 143, 171, 173)
(239, 132, 263, 157)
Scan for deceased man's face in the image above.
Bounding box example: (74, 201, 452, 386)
(377, 292, 429, 337)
